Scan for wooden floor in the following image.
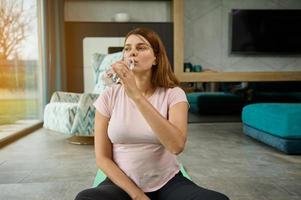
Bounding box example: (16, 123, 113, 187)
(0, 123, 301, 200)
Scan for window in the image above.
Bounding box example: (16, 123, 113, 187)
(0, 0, 42, 139)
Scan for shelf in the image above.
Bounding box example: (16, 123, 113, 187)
(176, 71, 301, 82)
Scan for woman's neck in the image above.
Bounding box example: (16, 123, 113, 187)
(135, 77, 155, 97)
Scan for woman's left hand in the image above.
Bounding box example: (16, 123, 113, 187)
(111, 61, 142, 100)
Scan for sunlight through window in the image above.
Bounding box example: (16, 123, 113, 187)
(0, 0, 41, 137)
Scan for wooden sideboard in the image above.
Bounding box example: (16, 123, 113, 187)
(176, 71, 301, 82)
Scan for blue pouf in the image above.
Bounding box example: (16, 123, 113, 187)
(242, 103, 301, 154)
(186, 92, 201, 113)
(186, 92, 244, 115)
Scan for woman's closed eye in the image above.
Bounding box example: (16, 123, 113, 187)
(137, 45, 150, 51)
(124, 45, 151, 52)
(123, 47, 130, 52)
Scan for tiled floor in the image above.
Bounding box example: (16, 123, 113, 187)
(0, 119, 41, 141)
(0, 123, 300, 200)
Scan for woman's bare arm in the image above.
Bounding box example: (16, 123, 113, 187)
(133, 96, 189, 155)
(94, 111, 149, 200)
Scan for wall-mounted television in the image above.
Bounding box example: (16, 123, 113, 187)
(230, 9, 301, 55)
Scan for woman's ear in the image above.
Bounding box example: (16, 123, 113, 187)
(152, 57, 157, 66)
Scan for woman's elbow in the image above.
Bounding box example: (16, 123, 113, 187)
(172, 146, 184, 155)
(96, 156, 111, 169)
(171, 148, 183, 155)
(170, 140, 186, 155)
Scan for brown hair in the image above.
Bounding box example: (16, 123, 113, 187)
(124, 27, 180, 88)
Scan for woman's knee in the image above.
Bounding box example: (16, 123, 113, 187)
(214, 192, 229, 200)
(74, 186, 130, 200)
(74, 188, 108, 200)
(74, 189, 93, 200)
(196, 190, 229, 200)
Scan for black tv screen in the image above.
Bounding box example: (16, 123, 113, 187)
(231, 9, 301, 55)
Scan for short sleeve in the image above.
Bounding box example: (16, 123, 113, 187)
(93, 87, 113, 118)
(167, 87, 189, 108)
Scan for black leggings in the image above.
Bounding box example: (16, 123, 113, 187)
(75, 172, 229, 200)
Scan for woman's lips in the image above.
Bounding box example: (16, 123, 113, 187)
(127, 58, 137, 69)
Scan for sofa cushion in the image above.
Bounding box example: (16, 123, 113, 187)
(92, 53, 106, 86)
(242, 103, 301, 139)
(44, 102, 78, 135)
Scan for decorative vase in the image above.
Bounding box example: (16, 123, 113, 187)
(184, 62, 193, 72)
(114, 13, 130, 22)
(193, 64, 202, 72)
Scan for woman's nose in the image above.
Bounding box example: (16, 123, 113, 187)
(129, 49, 138, 57)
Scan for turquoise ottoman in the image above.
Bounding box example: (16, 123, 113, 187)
(186, 92, 200, 113)
(242, 103, 301, 154)
(186, 92, 244, 115)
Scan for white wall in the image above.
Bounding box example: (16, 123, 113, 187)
(83, 37, 125, 93)
(65, 0, 171, 22)
(184, 0, 301, 72)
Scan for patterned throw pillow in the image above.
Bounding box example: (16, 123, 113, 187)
(93, 52, 123, 94)
(92, 53, 106, 86)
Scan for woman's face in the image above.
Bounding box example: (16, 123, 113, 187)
(123, 34, 156, 72)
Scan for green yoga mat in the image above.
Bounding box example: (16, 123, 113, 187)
(93, 163, 191, 187)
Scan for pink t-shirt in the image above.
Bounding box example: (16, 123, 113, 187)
(93, 84, 188, 192)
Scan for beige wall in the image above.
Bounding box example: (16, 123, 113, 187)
(184, 0, 301, 72)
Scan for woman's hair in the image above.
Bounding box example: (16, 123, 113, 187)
(124, 27, 180, 88)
